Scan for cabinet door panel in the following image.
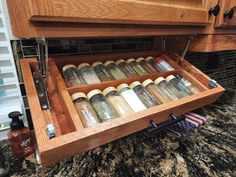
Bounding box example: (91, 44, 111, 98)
(27, 0, 210, 26)
(215, 0, 236, 27)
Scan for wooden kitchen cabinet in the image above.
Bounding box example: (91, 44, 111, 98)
(20, 51, 224, 166)
(215, 0, 236, 27)
(27, 0, 210, 26)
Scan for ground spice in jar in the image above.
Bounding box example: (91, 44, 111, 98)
(92, 61, 114, 82)
(142, 79, 171, 103)
(117, 83, 146, 112)
(78, 63, 101, 84)
(71, 92, 100, 128)
(127, 58, 148, 76)
(136, 57, 157, 73)
(103, 87, 134, 116)
(62, 64, 86, 87)
(116, 59, 139, 78)
(130, 81, 160, 108)
(104, 60, 127, 80)
(88, 89, 119, 122)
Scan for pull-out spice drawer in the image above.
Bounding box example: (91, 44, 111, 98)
(20, 51, 224, 166)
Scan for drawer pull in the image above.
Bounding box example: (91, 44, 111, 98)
(208, 5, 220, 16)
(208, 79, 218, 88)
(224, 8, 234, 19)
(148, 114, 185, 133)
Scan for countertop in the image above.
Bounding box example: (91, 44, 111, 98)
(1, 88, 235, 177)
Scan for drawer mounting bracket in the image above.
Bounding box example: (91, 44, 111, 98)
(178, 36, 195, 64)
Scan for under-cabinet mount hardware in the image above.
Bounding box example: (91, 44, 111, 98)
(178, 36, 195, 64)
(149, 114, 185, 133)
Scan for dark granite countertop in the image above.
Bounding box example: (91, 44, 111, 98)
(0, 88, 235, 177)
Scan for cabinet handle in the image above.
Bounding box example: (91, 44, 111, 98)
(208, 4, 220, 16)
(224, 8, 234, 19)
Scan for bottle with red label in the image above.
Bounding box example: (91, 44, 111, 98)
(7, 111, 35, 159)
(154, 57, 175, 72)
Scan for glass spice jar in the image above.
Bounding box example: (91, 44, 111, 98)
(136, 57, 157, 73)
(92, 61, 114, 82)
(87, 89, 119, 122)
(153, 57, 175, 72)
(127, 58, 148, 76)
(142, 79, 171, 103)
(103, 87, 134, 116)
(117, 83, 146, 112)
(62, 64, 86, 87)
(130, 81, 160, 108)
(104, 60, 127, 80)
(78, 63, 101, 84)
(175, 74, 200, 94)
(154, 77, 179, 100)
(116, 59, 138, 78)
(166, 75, 193, 96)
(71, 92, 100, 128)
(145, 56, 162, 72)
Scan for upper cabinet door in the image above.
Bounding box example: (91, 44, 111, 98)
(26, 0, 210, 26)
(215, 0, 236, 27)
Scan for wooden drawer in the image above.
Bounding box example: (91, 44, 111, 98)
(20, 51, 224, 166)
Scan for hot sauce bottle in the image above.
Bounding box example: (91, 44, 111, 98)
(7, 111, 35, 159)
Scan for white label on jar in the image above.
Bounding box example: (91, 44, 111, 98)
(120, 90, 147, 112)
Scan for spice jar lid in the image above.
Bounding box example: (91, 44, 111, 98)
(130, 81, 142, 89)
(136, 57, 145, 63)
(154, 77, 165, 85)
(116, 59, 126, 65)
(104, 60, 115, 67)
(87, 89, 103, 100)
(78, 63, 90, 70)
(92, 61, 103, 68)
(117, 83, 129, 92)
(62, 64, 77, 73)
(71, 92, 87, 101)
(166, 75, 176, 83)
(103, 86, 117, 95)
(126, 58, 135, 64)
(142, 79, 154, 87)
(145, 56, 154, 61)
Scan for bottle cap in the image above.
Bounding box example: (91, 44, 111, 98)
(136, 57, 145, 63)
(166, 75, 176, 83)
(154, 77, 165, 85)
(92, 61, 103, 68)
(78, 63, 90, 70)
(87, 89, 103, 100)
(62, 64, 77, 73)
(8, 111, 24, 130)
(142, 79, 154, 87)
(117, 83, 129, 92)
(116, 59, 126, 65)
(126, 58, 135, 64)
(130, 81, 142, 89)
(71, 92, 87, 101)
(103, 87, 117, 95)
(104, 60, 115, 67)
(145, 56, 154, 61)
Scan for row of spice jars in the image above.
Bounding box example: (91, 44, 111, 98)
(62, 56, 175, 87)
(71, 74, 199, 128)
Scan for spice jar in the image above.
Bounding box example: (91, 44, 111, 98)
(166, 75, 193, 96)
(62, 64, 85, 87)
(71, 92, 100, 128)
(153, 57, 175, 72)
(92, 61, 114, 82)
(136, 57, 157, 73)
(103, 87, 134, 116)
(117, 83, 146, 112)
(78, 63, 101, 84)
(130, 81, 160, 108)
(154, 77, 179, 100)
(127, 58, 148, 76)
(116, 59, 138, 78)
(175, 74, 200, 94)
(104, 60, 127, 80)
(142, 79, 171, 103)
(87, 89, 119, 122)
(145, 56, 161, 72)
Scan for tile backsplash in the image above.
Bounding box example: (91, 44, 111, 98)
(11, 37, 236, 129)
